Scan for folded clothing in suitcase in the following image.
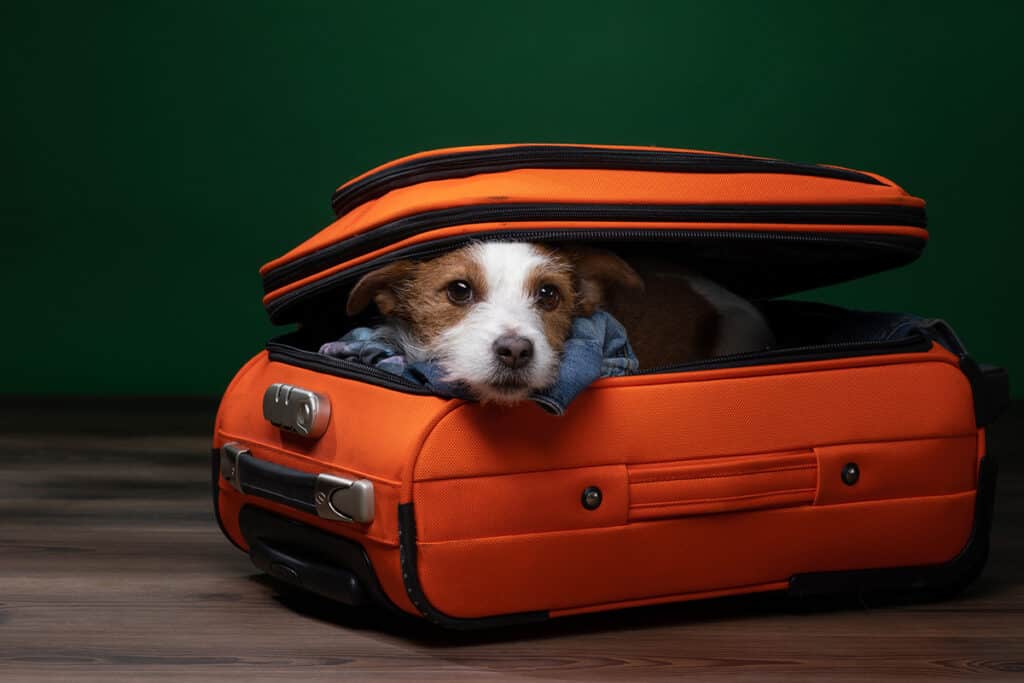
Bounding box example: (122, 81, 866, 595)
(213, 144, 1010, 628)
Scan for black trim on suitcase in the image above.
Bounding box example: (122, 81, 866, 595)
(264, 228, 926, 325)
(397, 503, 550, 629)
(914, 319, 1012, 427)
(264, 203, 927, 295)
(330, 145, 887, 217)
(961, 361, 1011, 428)
(266, 341, 435, 395)
(237, 505, 404, 615)
(788, 453, 998, 600)
(267, 331, 932, 398)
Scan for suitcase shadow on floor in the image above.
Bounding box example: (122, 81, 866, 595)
(247, 572, 1008, 646)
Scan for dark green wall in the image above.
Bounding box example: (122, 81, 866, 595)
(3, 1, 1021, 396)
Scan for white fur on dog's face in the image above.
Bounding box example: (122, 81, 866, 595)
(429, 243, 566, 403)
(345, 241, 643, 405)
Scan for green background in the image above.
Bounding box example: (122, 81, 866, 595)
(3, 1, 1021, 396)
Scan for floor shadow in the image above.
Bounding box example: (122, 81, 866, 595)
(246, 570, 1014, 647)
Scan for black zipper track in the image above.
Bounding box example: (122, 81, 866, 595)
(263, 226, 926, 324)
(330, 145, 886, 217)
(637, 332, 931, 374)
(264, 202, 926, 294)
(267, 332, 933, 397)
(267, 341, 434, 394)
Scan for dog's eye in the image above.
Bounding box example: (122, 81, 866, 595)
(446, 280, 474, 305)
(536, 284, 561, 311)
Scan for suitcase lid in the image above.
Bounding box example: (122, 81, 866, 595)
(261, 144, 927, 325)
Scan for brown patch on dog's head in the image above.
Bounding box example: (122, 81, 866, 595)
(523, 247, 576, 353)
(345, 249, 488, 346)
(558, 246, 645, 316)
(345, 261, 416, 317)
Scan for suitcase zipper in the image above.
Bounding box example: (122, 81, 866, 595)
(266, 341, 435, 394)
(267, 332, 932, 396)
(263, 202, 926, 294)
(636, 333, 932, 375)
(330, 145, 887, 217)
(263, 223, 924, 320)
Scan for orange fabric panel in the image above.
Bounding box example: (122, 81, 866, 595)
(267, 162, 920, 274)
(628, 450, 817, 520)
(814, 435, 977, 506)
(414, 465, 628, 542)
(414, 491, 976, 618)
(214, 351, 459, 491)
(215, 485, 246, 548)
(414, 350, 975, 482)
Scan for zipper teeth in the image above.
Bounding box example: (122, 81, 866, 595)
(637, 334, 928, 374)
(267, 333, 931, 396)
(267, 343, 432, 393)
(263, 226, 924, 322)
(330, 146, 885, 216)
(264, 203, 926, 294)
(264, 227, 842, 295)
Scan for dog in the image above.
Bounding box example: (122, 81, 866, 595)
(345, 242, 773, 404)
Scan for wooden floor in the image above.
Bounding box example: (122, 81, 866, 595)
(1, 400, 1022, 681)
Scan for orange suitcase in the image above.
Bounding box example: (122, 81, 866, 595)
(212, 144, 1010, 627)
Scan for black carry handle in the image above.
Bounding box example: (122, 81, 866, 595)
(248, 534, 366, 606)
(960, 360, 1011, 428)
(976, 364, 1010, 427)
(236, 506, 403, 612)
(237, 450, 317, 514)
(219, 443, 375, 523)
(914, 320, 1010, 427)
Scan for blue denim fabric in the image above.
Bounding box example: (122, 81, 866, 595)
(319, 310, 639, 415)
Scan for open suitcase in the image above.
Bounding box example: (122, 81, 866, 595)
(212, 144, 1010, 628)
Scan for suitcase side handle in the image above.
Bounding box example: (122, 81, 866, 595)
(914, 319, 1010, 427)
(963, 362, 1011, 428)
(219, 442, 375, 524)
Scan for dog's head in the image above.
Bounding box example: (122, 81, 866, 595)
(345, 242, 643, 404)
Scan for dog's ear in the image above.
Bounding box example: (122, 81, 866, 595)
(346, 261, 416, 316)
(563, 247, 644, 315)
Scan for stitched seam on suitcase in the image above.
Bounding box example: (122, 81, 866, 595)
(630, 489, 817, 509)
(631, 464, 817, 484)
(627, 451, 818, 519)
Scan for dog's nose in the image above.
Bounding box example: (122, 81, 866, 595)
(493, 335, 534, 370)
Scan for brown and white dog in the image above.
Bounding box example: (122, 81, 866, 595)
(345, 242, 773, 404)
